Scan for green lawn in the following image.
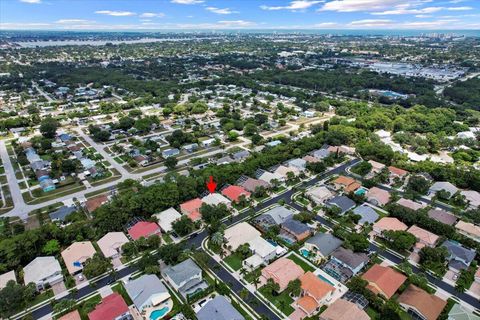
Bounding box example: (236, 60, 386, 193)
(224, 253, 243, 271)
(111, 282, 133, 305)
(259, 286, 295, 315)
(287, 254, 315, 273)
(113, 157, 124, 164)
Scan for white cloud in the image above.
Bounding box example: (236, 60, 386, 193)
(171, 0, 204, 4)
(447, 6, 472, 11)
(372, 6, 443, 15)
(140, 12, 165, 18)
(0, 22, 50, 28)
(19, 0, 41, 3)
(217, 20, 256, 27)
(415, 14, 433, 18)
(261, 1, 324, 11)
(319, 0, 407, 12)
(399, 19, 459, 28)
(349, 19, 393, 26)
(94, 10, 136, 16)
(55, 19, 92, 24)
(205, 7, 237, 15)
(313, 22, 341, 28)
(449, 0, 466, 3)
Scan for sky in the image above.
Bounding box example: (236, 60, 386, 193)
(1, 0, 480, 31)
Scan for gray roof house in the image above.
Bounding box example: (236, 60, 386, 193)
(442, 240, 476, 272)
(428, 182, 459, 199)
(232, 150, 250, 161)
(124, 274, 171, 313)
(286, 158, 307, 170)
(353, 204, 379, 225)
(305, 233, 343, 257)
(326, 196, 356, 214)
(162, 258, 208, 299)
(162, 148, 180, 158)
(312, 147, 330, 160)
(428, 209, 457, 226)
(324, 247, 369, 282)
(253, 206, 294, 231)
(23, 256, 63, 291)
(49, 205, 76, 222)
(196, 295, 245, 320)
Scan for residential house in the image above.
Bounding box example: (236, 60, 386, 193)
(328, 145, 355, 155)
(127, 221, 161, 241)
(368, 160, 386, 175)
(0, 271, 16, 289)
(162, 258, 208, 299)
(154, 208, 182, 233)
(366, 187, 391, 207)
(124, 274, 171, 316)
(182, 143, 198, 153)
(202, 193, 231, 207)
(133, 155, 149, 166)
(306, 186, 334, 205)
(253, 206, 294, 231)
(304, 233, 343, 260)
(407, 225, 440, 252)
(200, 138, 216, 148)
(326, 247, 369, 281)
(332, 176, 357, 191)
(180, 198, 203, 221)
(455, 221, 480, 242)
(221, 185, 251, 203)
(243, 236, 277, 270)
(49, 205, 76, 222)
(427, 209, 457, 226)
(428, 182, 459, 199)
(88, 293, 132, 320)
(353, 205, 379, 225)
(23, 256, 63, 291)
(325, 196, 356, 215)
(373, 217, 408, 236)
(266, 140, 282, 147)
(398, 285, 447, 320)
(61, 241, 96, 275)
(260, 258, 305, 292)
(232, 150, 250, 161)
(257, 170, 284, 184)
(296, 271, 335, 317)
(274, 165, 300, 179)
(442, 240, 476, 274)
(224, 222, 261, 252)
(196, 295, 245, 320)
(287, 158, 307, 171)
(58, 310, 81, 320)
(280, 219, 311, 243)
(460, 190, 480, 209)
(97, 232, 129, 259)
(388, 166, 408, 183)
(312, 148, 330, 160)
(239, 177, 270, 193)
(361, 264, 406, 299)
(303, 155, 320, 164)
(397, 198, 427, 211)
(320, 299, 370, 320)
(448, 303, 480, 320)
(162, 148, 180, 158)
(216, 156, 234, 165)
(40, 178, 56, 192)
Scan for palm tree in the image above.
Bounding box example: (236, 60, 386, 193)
(239, 288, 249, 300)
(210, 231, 224, 246)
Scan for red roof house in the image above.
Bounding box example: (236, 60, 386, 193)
(221, 185, 251, 203)
(88, 293, 130, 320)
(180, 198, 203, 221)
(127, 221, 161, 240)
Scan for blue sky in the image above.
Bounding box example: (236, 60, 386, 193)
(1, 0, 479, 30)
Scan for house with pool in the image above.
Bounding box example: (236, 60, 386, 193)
(125, 274, 173, 320)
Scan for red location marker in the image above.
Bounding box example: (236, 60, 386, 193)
(206, 176, 217, 193)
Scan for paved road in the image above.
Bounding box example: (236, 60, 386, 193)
(0, 141, 26, 214)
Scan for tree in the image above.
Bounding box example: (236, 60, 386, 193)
(406, 175, 431, 196)
(239, 288, 249, 300)
(165, 157, 178, 170)
(227, 130, 239, 142)
(263, 278, 280, 295)
(382, 230, 417, 252)
(351, 161, 372, 176)
(42, 239, 60, 255)
(158, 243, 184, 265)
(40, 117, 59, 139)
(138, 253, 160, 274)
(172, 216, 195, 236)
(419, 246, 448, 276)
(346, 232, 370, 252)
(0, 281, 37, 318)
(286, 279, 301, 297)
(82, 253, 112, 279)
(52, 299, 77, 315)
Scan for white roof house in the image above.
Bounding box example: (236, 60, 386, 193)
(97, 232, 130, 259)
(24, 256, 63, 290)
(0, 271, 16, 289)
(247, 236, 276, 260)
(224, 222, 261, 252)
(202, 193, 231, 207)
(428, 182, 459, 199)
(306, 186, 334, 205)
(258, 171, 284, 184)
(461, 190, 480, 209)
(154, 208, 182, 233)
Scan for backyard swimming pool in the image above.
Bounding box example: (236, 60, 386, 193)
(317, 274, 335, 286)
(300, 249, 310, 257)
(150, 307, 170, 320)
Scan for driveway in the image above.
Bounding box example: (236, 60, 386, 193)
(51, 281, 67, 296)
